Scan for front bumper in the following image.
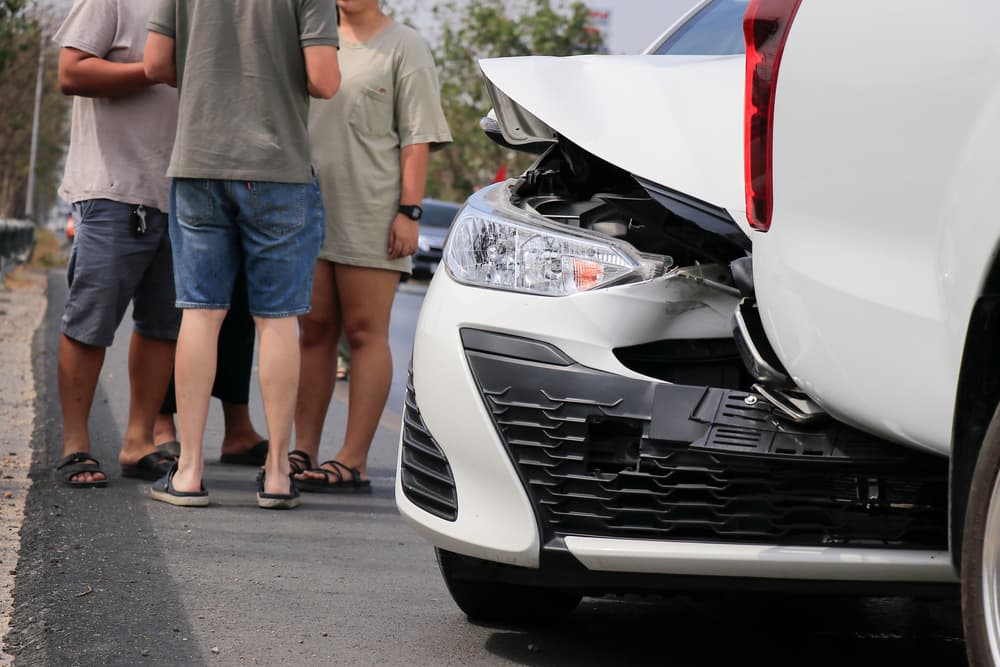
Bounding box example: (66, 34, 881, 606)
(396, 252, 955, 588)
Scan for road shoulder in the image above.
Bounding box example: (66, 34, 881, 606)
(0, 269, 47, 664)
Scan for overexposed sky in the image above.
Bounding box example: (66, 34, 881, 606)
(586, 0, 699, 53)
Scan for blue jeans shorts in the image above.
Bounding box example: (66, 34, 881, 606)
(169, 177, 325, 317)
(63, 199, 180, 347)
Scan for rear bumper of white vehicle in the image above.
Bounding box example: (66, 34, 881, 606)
(396, 258, 956, 594)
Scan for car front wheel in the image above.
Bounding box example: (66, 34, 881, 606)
(962, 403, 1000, 665)
(436, 548, 582, 624)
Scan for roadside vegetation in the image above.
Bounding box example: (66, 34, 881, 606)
(388, 0, 603, 202)
(0, 0, 69, 220)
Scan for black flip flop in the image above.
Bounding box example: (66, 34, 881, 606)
(256, 470, 300, 509)
(55, 452, 108, 488)
(149, 462, 209, 507)
(298, 460, 372, 494)
(121, 450, 176, 481)
(219, 440, 269, 466)
(156, 440, 181, 458)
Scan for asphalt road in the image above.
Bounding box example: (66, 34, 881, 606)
(4, 270, 969, 666)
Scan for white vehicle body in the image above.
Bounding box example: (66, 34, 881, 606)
(756, 0, 1000, 455)
(396, 0, 1000, 641)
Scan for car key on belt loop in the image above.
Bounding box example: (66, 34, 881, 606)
(131, 204, 147, 237)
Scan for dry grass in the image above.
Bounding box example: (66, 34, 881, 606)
(1, 227, 66, 290)
(29, 227, 68, 269)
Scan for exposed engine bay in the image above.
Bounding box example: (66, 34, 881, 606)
(510, 137, 749, 270)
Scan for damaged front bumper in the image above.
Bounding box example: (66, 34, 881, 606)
(395, 185, 955, 591)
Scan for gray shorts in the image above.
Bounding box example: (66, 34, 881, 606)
(63, 199, 181, 347)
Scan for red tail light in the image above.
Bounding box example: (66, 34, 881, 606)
(743, 0, 802, 232)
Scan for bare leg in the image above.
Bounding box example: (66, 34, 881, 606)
(120, 332, 175, 467)
(57, 334, 106, 483)
(307, 265, 399, 482)
(256, 315, 299, 494)
(220, 401, 266, 456)
(154, 413, 177, 445)
(172, 309, 227, 493)
(293, 260, 340, 468)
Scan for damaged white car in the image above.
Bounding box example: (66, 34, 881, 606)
(396, 0, 957, 630)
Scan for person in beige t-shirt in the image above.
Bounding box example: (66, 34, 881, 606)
(292, 0, 451, 492)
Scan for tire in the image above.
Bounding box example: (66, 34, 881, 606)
(436, 548, 582, 624)
(962, 402, 1000, 666)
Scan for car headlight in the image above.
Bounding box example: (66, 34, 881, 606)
(444, 187, 664, 296)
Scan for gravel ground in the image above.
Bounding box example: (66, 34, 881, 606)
(0, 269, 47, 665)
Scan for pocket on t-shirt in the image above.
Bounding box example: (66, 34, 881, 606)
(349, 84, 393, 137)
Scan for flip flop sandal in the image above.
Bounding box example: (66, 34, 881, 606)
(298, 460, 372, 494)
(121, 450, 177, 481)
(55, 452, 108, 488)
(288, 450, 313, 476)
(149, 462, 209, 507)
(156, 440, 181, 458)
(256, 470, 301, 510)
(219, 440, 269, 466)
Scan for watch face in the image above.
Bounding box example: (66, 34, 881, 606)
(401, 205, 422, 221)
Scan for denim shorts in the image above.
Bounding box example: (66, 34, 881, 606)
(169, 177, 325, 317)
(63, 199, 180, 347)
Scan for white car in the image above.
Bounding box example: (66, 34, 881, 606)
(396, 0, 992, 657)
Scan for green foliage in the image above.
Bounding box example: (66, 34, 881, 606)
(388, 0, 603, 202)
(0, 0, 31, 77)
(0, 3, 70, 219)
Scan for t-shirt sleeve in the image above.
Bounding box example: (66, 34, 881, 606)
(394, 37, 452, 151)
(53, 0, 117, 57)
(299, 0, 340, 48)
(146, 0, 177, 38)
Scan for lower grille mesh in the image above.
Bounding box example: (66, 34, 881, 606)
(465, 343, 948, 549)
(400, 370, 457, 521)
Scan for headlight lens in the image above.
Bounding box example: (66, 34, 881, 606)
(444, 201, 662, 296)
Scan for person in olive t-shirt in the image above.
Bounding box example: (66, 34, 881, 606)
(144, 0, 340, 509)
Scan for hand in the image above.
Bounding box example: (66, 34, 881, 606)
(388, 214, 419, 259)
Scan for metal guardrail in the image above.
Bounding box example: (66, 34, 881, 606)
(0, 219, 36, 283)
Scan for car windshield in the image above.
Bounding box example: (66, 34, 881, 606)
(653, 0, 748, 56)
(422, 201, 459, 228)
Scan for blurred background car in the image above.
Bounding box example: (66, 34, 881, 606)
(411, 198, 460, 280)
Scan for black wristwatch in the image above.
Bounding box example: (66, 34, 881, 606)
(398, 204, 423, 221)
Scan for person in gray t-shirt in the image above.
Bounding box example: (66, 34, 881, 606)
(52, 0, 182, 488)
(144, 0, 340, 509)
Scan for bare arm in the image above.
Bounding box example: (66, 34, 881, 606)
(303, 45, 340, 99)
(58, 47, 152, 97)
(388, 143, 431, 259)
(143, 31, 177, 87)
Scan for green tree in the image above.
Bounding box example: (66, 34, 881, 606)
(0, 3, 70, 220)
(389, 0, 603, 202)
(0, 0, 31, 77)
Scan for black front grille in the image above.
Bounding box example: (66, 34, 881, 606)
(400, 370, 457, 521)
(463, 332, 948, 549)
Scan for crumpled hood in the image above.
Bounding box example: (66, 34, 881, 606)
(479, 54, 747, 228)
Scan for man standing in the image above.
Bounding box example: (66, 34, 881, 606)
(144, 0, 340, 508)
(53, 0, 181, 487)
